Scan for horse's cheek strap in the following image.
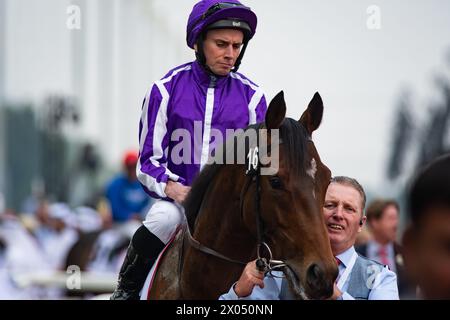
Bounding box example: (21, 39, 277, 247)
(239, 176, 254, 221)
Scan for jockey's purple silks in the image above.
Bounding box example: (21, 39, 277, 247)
(111, 0, 265, 301)
(137, 60, 266, 200)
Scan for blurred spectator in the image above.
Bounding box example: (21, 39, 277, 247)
(87, 220, 141, 274)
(105, 151, 152, 223)
(355, 199, 413, 299)
(402, 153, 450, 299)
(0, 214, 57, 299)
(33, 203, 79, 270)
(1, 196, 121, 299)
(79, 191, 113, 230)
(356, 199, 399, 271)
(74, 206, 103, 234)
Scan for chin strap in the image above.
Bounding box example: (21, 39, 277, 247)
(231, 40, 248, 73)
(195, 36, 207, 68)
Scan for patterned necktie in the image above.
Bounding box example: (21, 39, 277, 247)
(335, 257, 342, 283)
(379, 246, 390, 266)
(335, 257, 342, 267)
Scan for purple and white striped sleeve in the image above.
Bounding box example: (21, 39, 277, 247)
(246, 86, 266, 125)
(136, 84, 179, 199)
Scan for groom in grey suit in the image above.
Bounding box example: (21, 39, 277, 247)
(220, 176, 399, 300)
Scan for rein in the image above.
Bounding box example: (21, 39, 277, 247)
(185, 227, 247, 266)
(243, 145, 287, 276)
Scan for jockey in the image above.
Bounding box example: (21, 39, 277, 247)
(111, 0, 267, 300)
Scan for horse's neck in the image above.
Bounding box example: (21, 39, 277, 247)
(193, 167, 256, 261)
(180, 167, 256, 298)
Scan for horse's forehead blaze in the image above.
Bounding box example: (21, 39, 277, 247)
(307, 142, 330, 179)
(306, 158, 317, 180)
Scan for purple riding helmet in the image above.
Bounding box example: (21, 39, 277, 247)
(186, 0, 258, 73)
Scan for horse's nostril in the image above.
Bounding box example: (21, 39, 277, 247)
(306, 263, 334, 299)
(307, 264, 321, 280)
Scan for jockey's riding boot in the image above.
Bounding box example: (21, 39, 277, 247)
(110, 225, 165, 300)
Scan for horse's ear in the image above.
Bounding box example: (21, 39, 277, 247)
(299, 92, 324, 136)
(265, 91, 286, 130)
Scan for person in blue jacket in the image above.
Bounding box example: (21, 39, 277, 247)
(106, 151, 151, 223)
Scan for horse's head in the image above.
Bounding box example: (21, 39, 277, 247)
(242, 91, 337, 299)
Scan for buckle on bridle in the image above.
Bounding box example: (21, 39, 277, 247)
(256, 242, 287, 277)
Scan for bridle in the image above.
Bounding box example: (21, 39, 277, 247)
(184, 133, 287, 276)
(239, 145, 287, 275)
(180, 127, 311, 299)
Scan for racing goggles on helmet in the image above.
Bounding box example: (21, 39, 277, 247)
(188, 2, 252, 37)
(201, 2, 250, 20)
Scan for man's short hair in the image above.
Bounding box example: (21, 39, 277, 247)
(330, 176, 367, 212)
(365, 199, 399, 225)
(407, 153, 450, 225)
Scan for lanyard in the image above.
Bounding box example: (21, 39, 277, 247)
(337, 251, 358, 290)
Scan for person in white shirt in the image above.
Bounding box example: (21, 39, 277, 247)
(220, 176, 399, 300)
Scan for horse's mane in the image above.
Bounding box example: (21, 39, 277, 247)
(184, 119, 310, 232)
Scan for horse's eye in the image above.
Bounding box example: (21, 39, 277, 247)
(269, 176, 283, 189)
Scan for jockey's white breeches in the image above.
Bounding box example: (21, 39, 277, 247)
(142, 200, 185, 245)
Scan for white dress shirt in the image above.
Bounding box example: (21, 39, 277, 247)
(219, 246, 399, 300)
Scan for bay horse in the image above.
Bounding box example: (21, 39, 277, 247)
(146, 91, 337, 299)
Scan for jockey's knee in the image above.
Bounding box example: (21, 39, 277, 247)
(164, 204, 183, 226)
(142, 201, 183, 244)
